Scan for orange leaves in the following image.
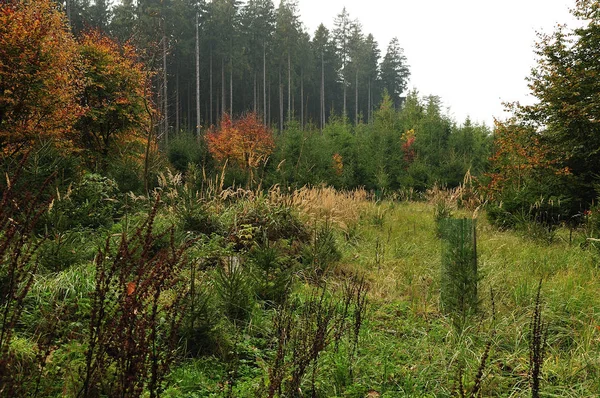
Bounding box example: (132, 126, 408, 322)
(332, 153, 344, 176)
(483, 118, 569, 199)
(0, 0, 84, 154)
(74, 30, 153, 166)
(206, 113, 274, 171)
(401, 128, 416, 166)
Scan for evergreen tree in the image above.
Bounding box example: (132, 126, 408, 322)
(380, 37, 410, 108)
(333, 7, 352, 119)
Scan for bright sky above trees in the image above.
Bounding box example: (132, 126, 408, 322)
(298, 0, 577, 126)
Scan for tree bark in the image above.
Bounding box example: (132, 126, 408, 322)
(355, 68, 358, 125)
(253, 72, 257, 113)
(321, 51, 325, 132)
(263, 42, 267, 125)
(210, 50, 213, 126)
(221, 57, 225, 117)
(300, 68, 304, 130)
(287, 53, 291, 124)
(343, 76, 346, 120)
(279, 68, 283, 132)
(162, 29, 168, 145)
(176, 70, 180, 134)
(368, 80, 371, 124)
(195, 12, 201, 137)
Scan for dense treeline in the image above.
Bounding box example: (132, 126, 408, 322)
(59, 0, 410, 135)
(169, 93, 492, 192)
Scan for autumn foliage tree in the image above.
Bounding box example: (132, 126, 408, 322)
(0, 0, 84, 155)
(74, 30, 154, 170)
(511, 0, 600, 208)
(484, 116, 572, 227)
(485, 117, 569, 201)
(206, 113, 275, 185)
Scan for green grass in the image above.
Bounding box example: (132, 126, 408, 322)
(307, 200, 600, 397)
(152, 199, 600, 396)
(24, 197, 600, 398)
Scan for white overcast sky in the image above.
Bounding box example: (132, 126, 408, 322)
(296, 0, 577, 127)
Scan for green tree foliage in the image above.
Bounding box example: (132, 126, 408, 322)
(516, 0, 600, 206)
(380, 37, 410, 107)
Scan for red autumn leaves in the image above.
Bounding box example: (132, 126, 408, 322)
(206, 113, 275, 172)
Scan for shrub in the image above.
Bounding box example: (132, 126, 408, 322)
(80, 198, 193, 398)
(249, 240, 297, 305)
(40, 173, 121, 233)
(439, 218, 479, 330)
(37, 231, 93, 272)
(167, 132, 210, 173)
(301, 220, 341, 279)
(214, 256, 255, 325)
(223, 197, 309, 249)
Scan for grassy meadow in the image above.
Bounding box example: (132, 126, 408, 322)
(3, 180, 599, 397)
(162, 187, 600, 397)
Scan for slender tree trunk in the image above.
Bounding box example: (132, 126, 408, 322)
(287, 53, 291, 123)
(300, 68, 304, 130)
(321, 51, 325, 132)
(229, 56, 233, 115)
(279, 68, 283, 132)
(210, 50, 213, 125)
(195, 12, 201, 137)
(263, 42, 267, 124)
(176, 70, 180, 134)
(368, 80, 371, 124)
(221, 57, 225, 117)
(355, 68, 358, 125)
(253, 72, 257, 114)
(163, 30, 168, 145)
(187, 88, 191, 131)
(343, 75, 346, 121)
(66, 0, 72, 27)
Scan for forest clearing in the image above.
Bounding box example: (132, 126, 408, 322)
(2, 0, 600, 396)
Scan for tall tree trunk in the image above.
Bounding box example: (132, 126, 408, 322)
(368, 80, 371, 124)
(229, 56, 233, 115)
(221, 57, 225, 117)
(176, 70, 180, 134)
(279, 68, 283, 132)
(253, 72, 257, 114)
(263, 42, 267, 124)
(66, 0, 72, 27)
(300, 68, 304, 130)
(355, 68, 358, 125)
(343, 76, 346, 121)
(321, 51, 325, 132)
(163, 30, 168, 145)
(195, 12, 201, 137)
(287, 53, 291, 123)
(187, 88, 191, 131)
(210, 50, 213, 126)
